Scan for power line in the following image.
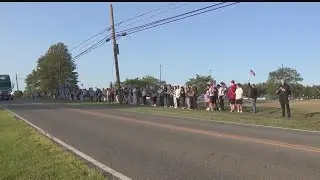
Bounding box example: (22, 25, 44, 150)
(116, 2, 228, 34)
(70, 3, 239, 64)
(69, 3, 177, 52)
(121, 2, 239, 36)
(115, 3, 188, 32)
(71, 32, 126, 61)
(69, 28, 110, 52)
(115, 2, 177, 27)
(71, 36, 110, 61)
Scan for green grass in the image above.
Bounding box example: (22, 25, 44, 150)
(0, 110, 105, 180)
(70, 101, 320, 131)
(122, 106, 320, 131)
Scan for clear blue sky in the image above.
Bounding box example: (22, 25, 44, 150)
(1, 2, 319, 90)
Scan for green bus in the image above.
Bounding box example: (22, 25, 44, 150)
(0, 75, 14, 100)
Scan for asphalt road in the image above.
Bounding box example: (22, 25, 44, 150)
(1, 100, 320, 180)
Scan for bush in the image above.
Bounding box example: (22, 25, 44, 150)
(14, 90, 23, 98)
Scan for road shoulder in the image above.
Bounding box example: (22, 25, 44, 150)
(0, 109, 105, 180)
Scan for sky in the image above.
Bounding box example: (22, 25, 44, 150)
(1, 2, 320, 91)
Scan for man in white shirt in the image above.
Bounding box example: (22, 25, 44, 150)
(132, 86, 137, 105)
(174, 86, 181, 108)
(235, 83, 244, 113)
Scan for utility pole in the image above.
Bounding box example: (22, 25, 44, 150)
(209, 70, 212, 77)
(15, 73, 19, 91)
(110, 4, 122, 104)
(159, 64, 162, 86)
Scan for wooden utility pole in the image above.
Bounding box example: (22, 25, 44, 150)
(15, 73, 19, 91)
(110, 4, 122, 104)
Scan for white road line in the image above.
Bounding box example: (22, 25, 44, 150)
(0, 105, 132, 180)
(118, 109, 320, 134)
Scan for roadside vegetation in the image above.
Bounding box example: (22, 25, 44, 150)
(70, 100, 320, 131)
(123, 100, 320, 131)
(0, 110, 105, 180)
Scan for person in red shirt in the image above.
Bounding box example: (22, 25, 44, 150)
(227, 80, 237, 112)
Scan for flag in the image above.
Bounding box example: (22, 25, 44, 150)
(249, 69, 256, 76)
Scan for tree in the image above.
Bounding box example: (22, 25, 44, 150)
(122, 75, 165, 87)
(25, 42, 79, 93)
(25, 69, 40, 93)
(255, 82, 268, 97)
(185, 74, 212, 94)
(266, 66, 303, 99)
(141, 75, 166, 86)
(266, 83, 278, 99)
(14, 90, 23, 98)
(267, 66, 303, 84)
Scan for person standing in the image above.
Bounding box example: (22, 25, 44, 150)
(191, 85, 198, 110)
(180, 86, 186, 109)
(209, 82, 217, 111)
(174, 86, 181, 108)
(186, 86, 191, 110)
(136, 86, 142, 105)
(176, 85, 181, 108)
(235, 83, 244, 113)
(277, 80, 291, 118)
(217, 84, 226, 111)
(132, 86, 137, 105)
(204, 88, 210, 110)
(168, 85, 174, 108)
(158, 86, 165, 107)
(248, 83, 258, 114)
(227, 80, 237, 112)
(163, 85, 168, 107)
(142, 87, 147, 105)
(151, 86, 158, 107)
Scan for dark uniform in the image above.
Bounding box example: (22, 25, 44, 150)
(277, 83, 291, 118)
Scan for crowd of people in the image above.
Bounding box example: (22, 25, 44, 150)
(104, 79, 259, 114)
(44, 79, 258, 114)
(28, 78, 294, 118)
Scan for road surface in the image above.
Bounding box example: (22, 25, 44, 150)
(1, 100, 320, 180)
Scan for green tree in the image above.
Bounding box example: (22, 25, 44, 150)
(255, 82, 268, 97)
(267, 66, 303, 99)
(25, 69, 40, 93)
(14, 90, 23, 98)
(291, 83, 304, 98)
(185, 74, 212, 94)
(141, 75, 166, 86)
(123, 75, 165, 87)
(303, 85, 313, 99)
(266, 83, 278, 99)
(25, 42, 79, 93)
(267, 66, 303, 84)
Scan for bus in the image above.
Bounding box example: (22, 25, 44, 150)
(0, 75, 14, 100)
